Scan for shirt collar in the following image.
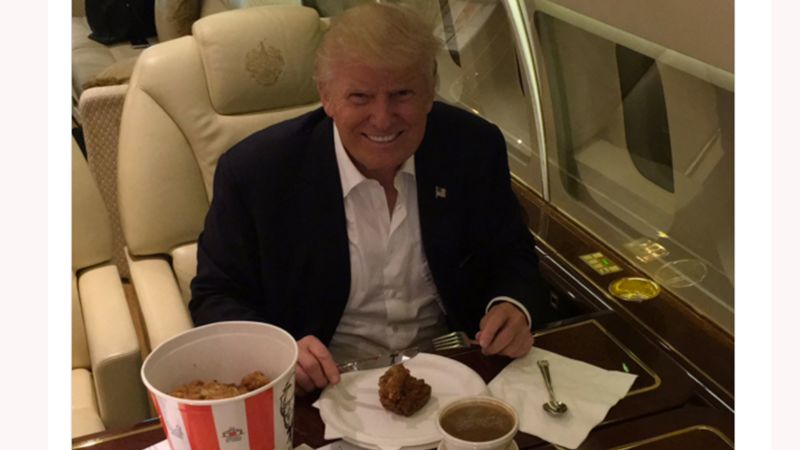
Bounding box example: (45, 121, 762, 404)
(333, 122, 415, 199)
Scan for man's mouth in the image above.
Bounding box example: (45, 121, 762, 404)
(364, 131, 401, 143)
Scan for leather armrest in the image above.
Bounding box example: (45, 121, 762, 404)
(170, 242, 198, 304)
(78, 264, 150, 429)
(72, 369, 105, 437)
(126, 249, 194, 349)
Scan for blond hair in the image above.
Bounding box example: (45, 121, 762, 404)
(315, 3, 440, 88)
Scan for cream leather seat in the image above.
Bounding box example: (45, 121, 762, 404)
(77, 0, 305, 280)
(72, 141, 150, 438)
(117, 5, 323, 350)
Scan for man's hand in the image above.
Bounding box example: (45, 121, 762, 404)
(475, 302, 534, 358)
(295, 335, 340, 395)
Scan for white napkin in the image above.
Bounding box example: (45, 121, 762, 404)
(488, 347, 637, 449)
(311, 398, 345, 440)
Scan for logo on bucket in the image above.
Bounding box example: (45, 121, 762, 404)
(171, 423, 184, 440)
(222, 426, 244, 443)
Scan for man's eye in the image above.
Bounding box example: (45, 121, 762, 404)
(349, 93, 369, 104)
(395, 90, 414, 99)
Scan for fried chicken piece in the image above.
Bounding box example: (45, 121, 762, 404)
(170, 371, 270, 400)
(170, 379, 246, 400)
(241, 370, 270, 391)
(378, 364, 431, 416)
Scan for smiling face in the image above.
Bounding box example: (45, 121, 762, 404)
(318, 61, 435, 183)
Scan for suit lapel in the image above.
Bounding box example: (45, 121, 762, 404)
(416, 110, 459, 264)
(287, 117, 351, 337)
(295, 116, 346, 238)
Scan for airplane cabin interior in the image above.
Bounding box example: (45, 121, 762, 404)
(70, 1, 735, 448)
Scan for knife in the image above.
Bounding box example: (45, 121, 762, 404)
(337, 347, 420, 374)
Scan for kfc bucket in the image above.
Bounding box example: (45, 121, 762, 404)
(141, 321, 298, 450)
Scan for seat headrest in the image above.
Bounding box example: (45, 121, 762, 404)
(191, 5, 322, 115)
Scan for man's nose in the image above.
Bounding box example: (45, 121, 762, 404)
(369, 97, 394, 129)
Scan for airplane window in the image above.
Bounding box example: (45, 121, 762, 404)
(530, 8, 734, 332)
(615, 46, 675, 193)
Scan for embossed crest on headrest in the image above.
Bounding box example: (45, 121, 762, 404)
(246, 41, 285, 87)
(190, 5, 322, 115)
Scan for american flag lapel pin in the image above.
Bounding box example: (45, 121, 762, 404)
(435, 186, 447, 199)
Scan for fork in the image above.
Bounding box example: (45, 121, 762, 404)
(416, 331, 472, 352)
(336, 331, 472, 373)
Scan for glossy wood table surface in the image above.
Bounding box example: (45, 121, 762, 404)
(72, 312, 724, 450)
(533, 406, 734, 449)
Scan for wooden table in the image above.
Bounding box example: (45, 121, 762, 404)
(533, 407, 734, 449)
(72, 312, 732, 450)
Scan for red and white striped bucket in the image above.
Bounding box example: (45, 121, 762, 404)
(141, 321, 298, 450)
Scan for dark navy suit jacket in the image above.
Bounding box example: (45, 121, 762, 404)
(189, 102, 551, 344)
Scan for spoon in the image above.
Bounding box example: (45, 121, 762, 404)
(537, 360, 568, 416)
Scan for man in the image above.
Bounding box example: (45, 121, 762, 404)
(189, 3, 553, 394)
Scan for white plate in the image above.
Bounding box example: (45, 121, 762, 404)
(317, 353, 488, 450)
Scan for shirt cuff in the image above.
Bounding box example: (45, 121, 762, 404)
(486, 296, 532, 327)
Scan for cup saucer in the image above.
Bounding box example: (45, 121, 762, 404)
(437, 440, 519, 450)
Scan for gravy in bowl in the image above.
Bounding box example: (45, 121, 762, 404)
(439, 400, 516, 442)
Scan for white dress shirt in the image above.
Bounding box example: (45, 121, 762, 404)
(327, 124, 531, 361)
(328, 125, 449, 361)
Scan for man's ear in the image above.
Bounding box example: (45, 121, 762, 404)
(317, 80, 334, 117)
(423, 86, 435, 114)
